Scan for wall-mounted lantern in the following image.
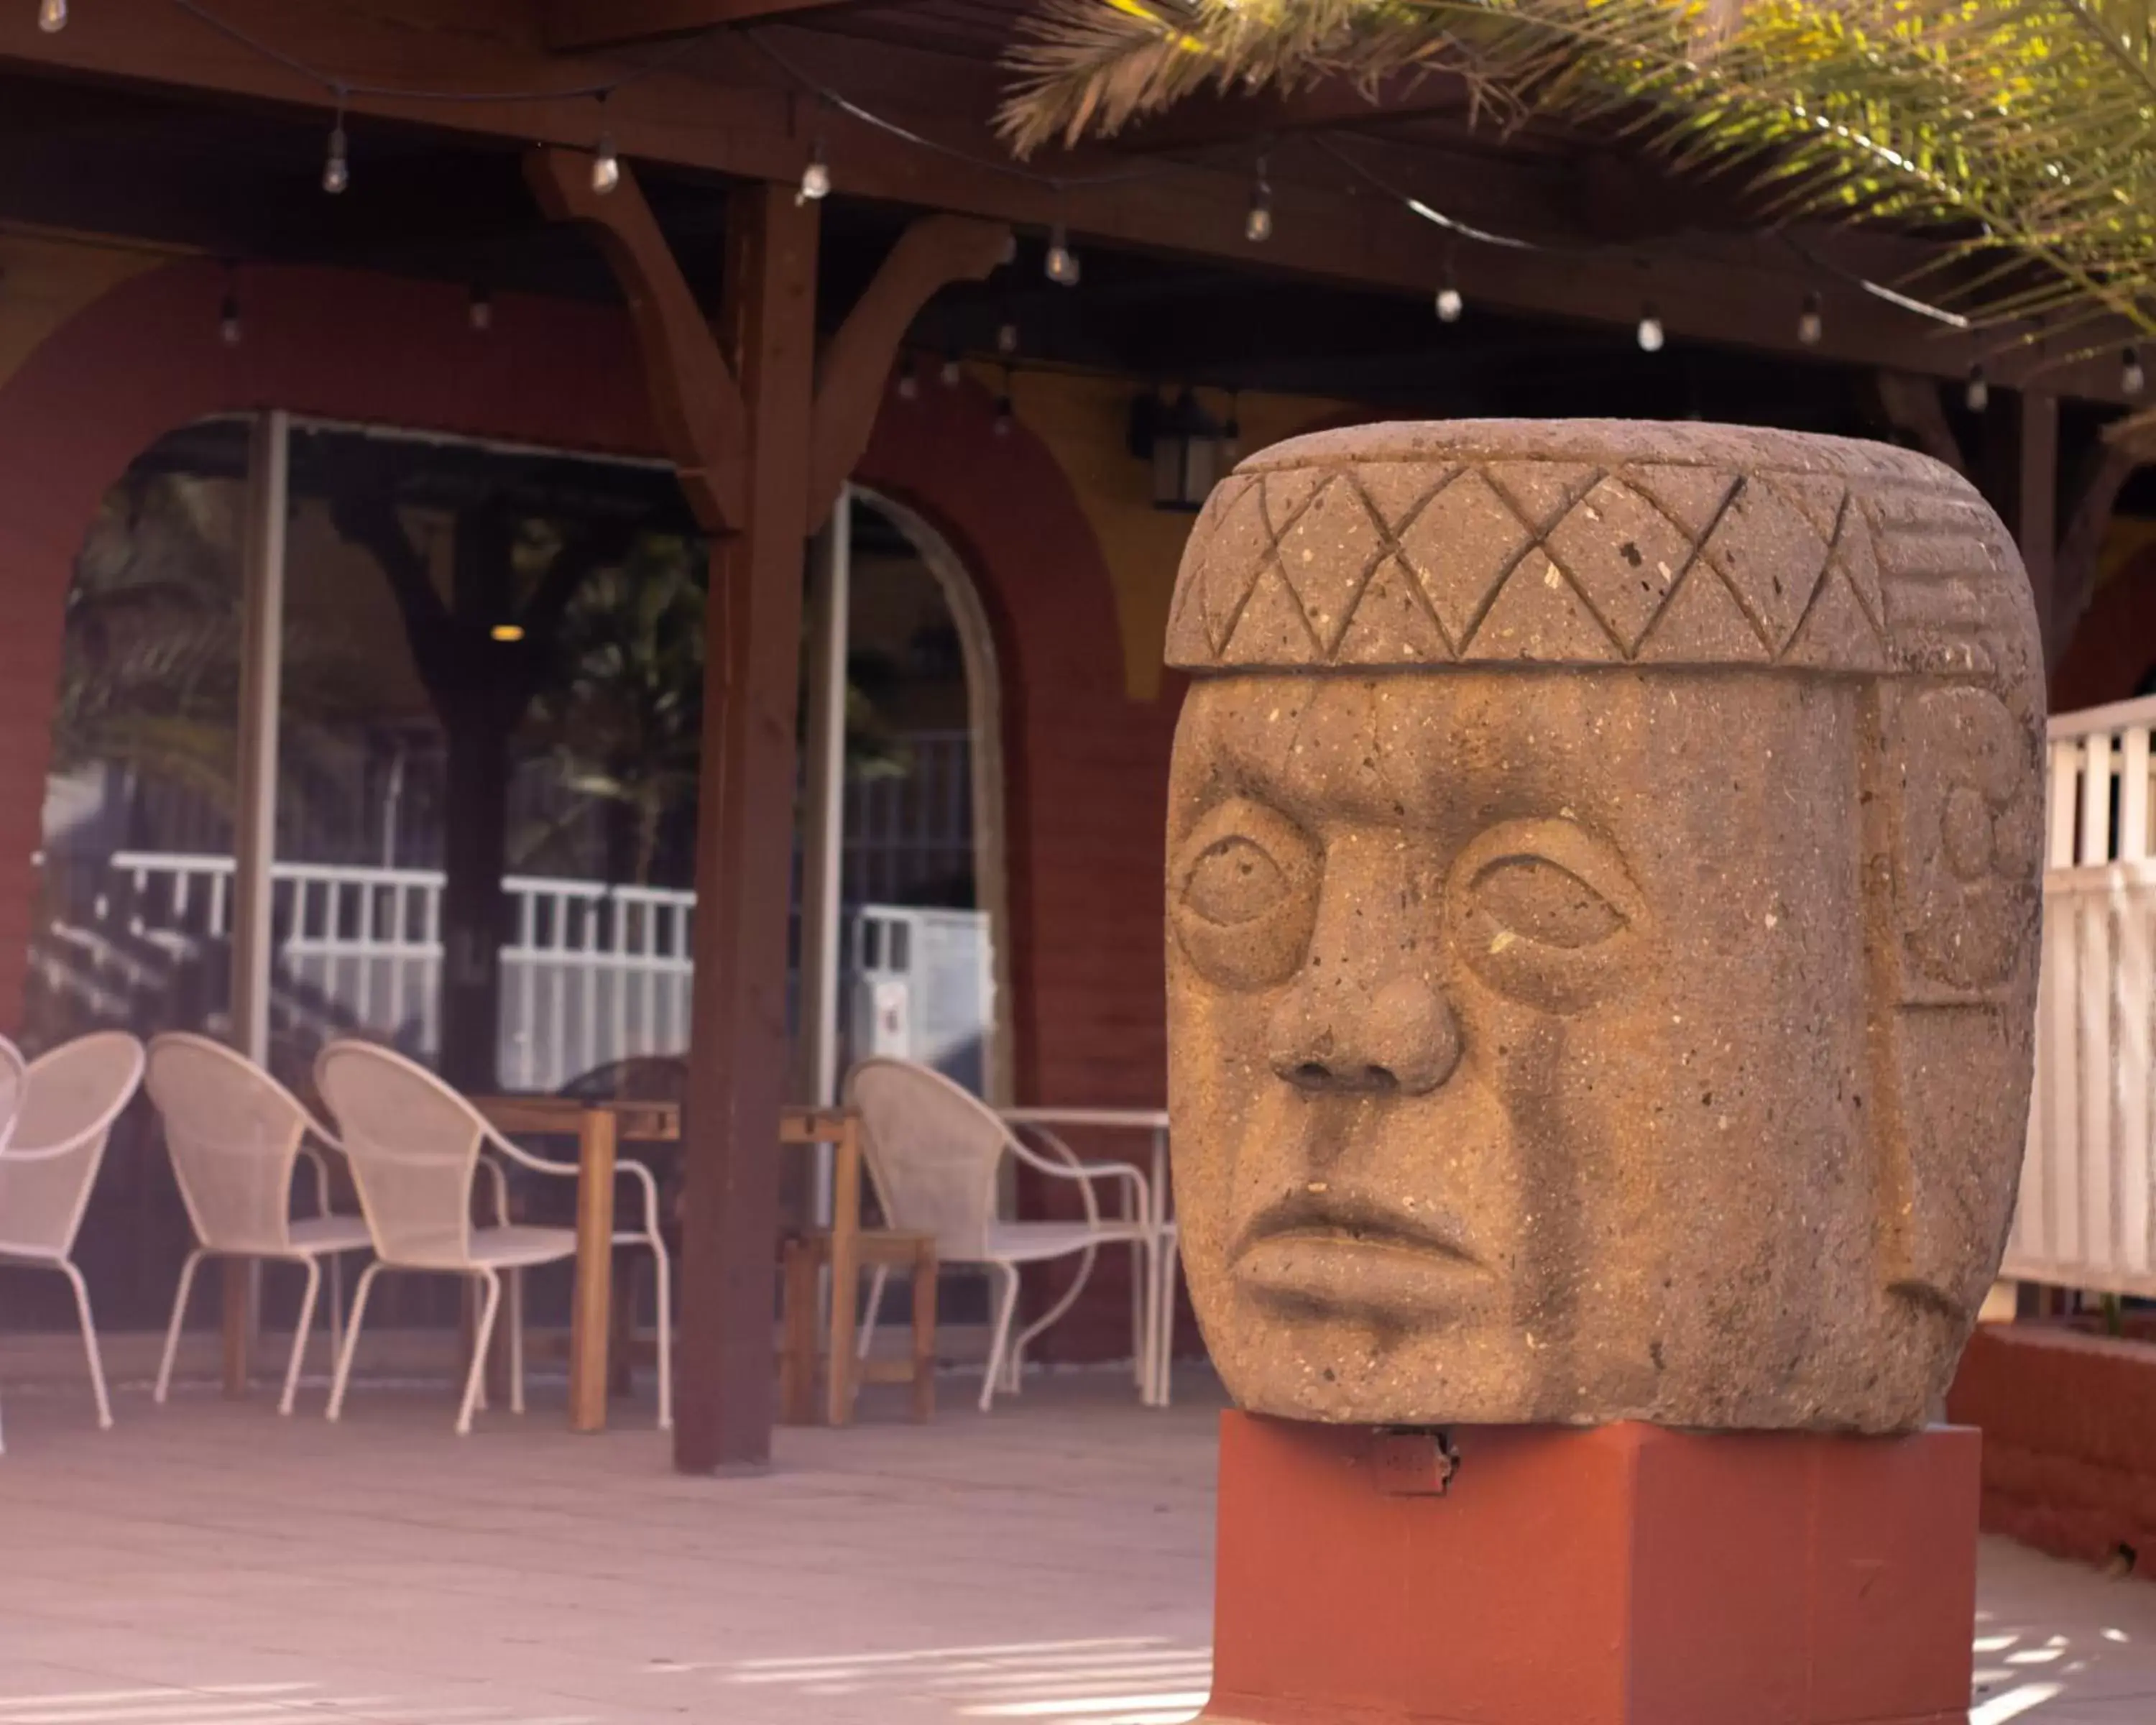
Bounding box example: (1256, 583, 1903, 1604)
(1130, 388, 1238, 512)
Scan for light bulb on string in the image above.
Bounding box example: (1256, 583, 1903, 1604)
(468, 286, 493, 334)
(992, 370, 1015, 438)
(591, 133, 621, 196)
(1965, 363, 1989, 413)
(1044, 225, 1081, 288)
(940, 351, 963, 387)
(798, 139, 830, 205)
(2125, 346, 2146, 395)
(1797, 291, 1823, 347)
(995, 318, 1019, 356)
(895, 353, 920, 401)
(1435, 276, 1463, 324)
(322, 119, 350, 196)
(219, 288, 242, 349)
(1636, 304, 1665, 353)
(37, 0, 65, 32)
(1245, 160, 1273, 244)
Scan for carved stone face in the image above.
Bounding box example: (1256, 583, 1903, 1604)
(1164, 421, 2042, 1432)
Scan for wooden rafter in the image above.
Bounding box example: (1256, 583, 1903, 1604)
(539, 0, 858, 52)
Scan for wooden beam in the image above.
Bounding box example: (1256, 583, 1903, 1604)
(525, 146, 748, 530)
(1981, 389, 2060, 661)
(0, 0, 2137, 397)
(806, 213, 1010, 530)
(540, 0, 854, 52)
(676, 179, 819, 1473)
(1869, 370, 1966, 474)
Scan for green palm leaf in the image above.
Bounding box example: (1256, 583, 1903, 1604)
(1000, 0, 2156, 334)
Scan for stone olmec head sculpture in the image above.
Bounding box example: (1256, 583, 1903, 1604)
(1163, 420, 2042, 1432)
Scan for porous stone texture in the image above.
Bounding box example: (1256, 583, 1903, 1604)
(1163, 420, 2044, 1432)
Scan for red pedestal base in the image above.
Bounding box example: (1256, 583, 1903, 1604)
(1204, 1412, 1979, 1725)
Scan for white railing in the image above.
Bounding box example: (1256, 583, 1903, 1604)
(40, 852, 992, 1098)
(83, 852, 696, 1092)
(2007, 692, 2156, 1295)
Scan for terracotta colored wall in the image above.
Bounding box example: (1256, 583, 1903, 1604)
(1946, 1324, 2156, 1578)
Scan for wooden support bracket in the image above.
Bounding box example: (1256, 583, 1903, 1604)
(805, 214, 1011, 533)
(527, 145, 1008, 537)
(527, 146, 750, 531)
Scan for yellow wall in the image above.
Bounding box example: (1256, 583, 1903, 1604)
(998, 368, 1350, 700)
(0, 229, 174, 391)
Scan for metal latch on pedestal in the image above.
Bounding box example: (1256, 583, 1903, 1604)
(1372, 1428, 1460, 1496)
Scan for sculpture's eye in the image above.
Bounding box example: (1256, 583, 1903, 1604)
(1448, 819, 1647, 1014)
(1470, 855, 1626, 949)
(1184, 837, 1291, 927)
(1171, 799, 1320, 992)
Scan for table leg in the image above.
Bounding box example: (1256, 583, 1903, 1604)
(825, 1118, 862, 1427)
(1151, 1126, 1169, 1407)
(568, 1107, 618, 1434)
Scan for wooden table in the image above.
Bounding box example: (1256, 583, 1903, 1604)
(470, 1095, 862, 1432)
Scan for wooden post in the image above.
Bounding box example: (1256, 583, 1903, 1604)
(674, 181, 821, 1472)
(224, 408, 288, 1398)
(525, 144, 1008, 1471)
(1983, 389, 2060, 661)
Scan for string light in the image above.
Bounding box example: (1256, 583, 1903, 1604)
(940, 351, 963, 387)
(321, 114, 350, 196)
(1797, 290, 1823, 346)
(1965, 363, 1989, 413)
(2125, 346, 2145, 395)
(992, 369, 1015, 437)
(1245, 158, 1273, 244)
(1636, 304, 1665, 353)
(798, 138, 831, 205)
(1435, 273, 1463, 324)
(37, 0, 65, 32)
(490, 623, 525, 643)
(218, 285, 242, 347)
(591, 132, 621, 196)
(995, 319, 1019, 356)
(1044, 225, 1081, 288)
(895, 352, 920, 400)
(468, 285, 493, 333)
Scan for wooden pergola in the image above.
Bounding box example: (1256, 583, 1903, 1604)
(0, 0, 2132, 1472)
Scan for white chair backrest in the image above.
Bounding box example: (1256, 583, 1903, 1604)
(0, 1030, 145, 1257)
(844, 1058, 1008, 1261)
(147, 1033, 322, 1256)
(314, 1039, 485, 1268)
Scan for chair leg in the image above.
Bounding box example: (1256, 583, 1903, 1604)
(328, 1254, 344, 1358)
(980, 1263, 1021, 1414)
(57, 1261, 111, 1430)
(1154, 1233, 1179, 1407)
(1130, 1236, 1146, 1394)
(857, 1264, 890, 1363)
(457, 1270, 502, 1437)
(279, 1258, 323, 1417)
(155, 1248, 208, 1406)
(509, 1267, 525, 1417)
(328, 1261, 384, 1424)
(651, 1238, 673, 1433)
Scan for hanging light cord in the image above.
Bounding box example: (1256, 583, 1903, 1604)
(116, 0, 1977, 344)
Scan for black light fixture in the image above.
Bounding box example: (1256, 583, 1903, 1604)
(1131, 387, 1233, 512)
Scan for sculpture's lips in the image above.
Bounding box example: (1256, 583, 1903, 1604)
(1230, 1199, 1488, 1317)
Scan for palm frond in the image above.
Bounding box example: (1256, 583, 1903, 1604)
(1000, 0, 2156, 333)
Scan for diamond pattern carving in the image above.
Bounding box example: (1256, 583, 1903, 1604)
(1544, 477, 1697, 654)
(1166, 450, 2001, 675)
(1395, 471, 1531, 648)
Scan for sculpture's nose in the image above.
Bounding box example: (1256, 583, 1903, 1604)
(1268, 971, 1462, 1096)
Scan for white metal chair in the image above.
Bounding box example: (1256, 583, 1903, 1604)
(146, 1033, 372, 1416)
(313, 1039, 671, 1435)
(0, 1030, 146, 1445)
(844, 1058, 1153, 1412)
